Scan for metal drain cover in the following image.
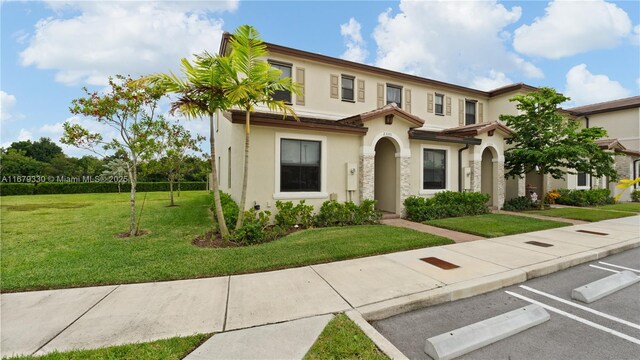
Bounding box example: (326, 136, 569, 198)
(576, 230, 608, 236)
(525, 240, 554, 248)
(421, 257, 460, 269)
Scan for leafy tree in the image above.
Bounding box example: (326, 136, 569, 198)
(9, 137, 63, 163)
(61, 75, 165, 236)
(220, 25, 300, 228)
(138, 53, 232, 237)
(102, 158, 129, 193)
(500, 87, 617, 209)
(44, 154, 80, 177)
(153, 121, 205, 206)
(0, 148, 47, 177)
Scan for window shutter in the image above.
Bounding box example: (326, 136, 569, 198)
(427, 93, 434, 113)
(296, 67, 305, 106)
(446, 96, 452, 115)
(478, 102, 484, 123)
(330, 74, 339, 99)
(357, 79, 365, 102)
(458, 99, 464, 126)
(405, 89, 412, 113)
(377, 83, 384, 108)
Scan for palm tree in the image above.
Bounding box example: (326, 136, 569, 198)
(220, 25, 301, 228)
(137, 53, 232, 238)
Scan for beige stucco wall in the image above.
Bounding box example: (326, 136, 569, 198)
(577, 108, 640, 151)
(487, 92, 521, 122)
(222, 122, 362, 211)
(256, 51, 489, 131)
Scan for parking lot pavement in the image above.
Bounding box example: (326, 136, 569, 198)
(372, 247, 640, 360)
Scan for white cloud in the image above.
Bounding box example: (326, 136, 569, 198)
(471, 70, 513, 91)
(340, 17, 368, 63)
(17, 128, 32, 141)
(564, 64, 630, 106)
(513, 0, 632, 59)
(632, 24, 640, 46)
(1, 90, 17, 122)
(20, 1, 237, 85)
(372, 0, 542, 88)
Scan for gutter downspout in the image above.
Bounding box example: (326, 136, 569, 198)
(458, 144, 470, 192)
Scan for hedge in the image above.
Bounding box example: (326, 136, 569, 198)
(0, 183, 36, 196)
(0, 182, 207, 196)
(404, 191, 491, 222)
(554, 188, 613, 206)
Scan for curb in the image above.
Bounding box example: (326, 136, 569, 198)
(345, 310, 408, 360)
(358, 239, 639, 322)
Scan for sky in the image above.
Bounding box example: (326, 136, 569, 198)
(1, 0, 639, 157)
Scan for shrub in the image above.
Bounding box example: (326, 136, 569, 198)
(403, 191, 490, 222)
(0, 183, 35, 196)
(232, 209, 272, 245)
(502, 196, 536, 211)
(632, 189, 640, 202)
(274, 200, 314, 228)
(27, 182, 207, 195)
(545, 190, 561, 205)
(555, 188, 613, 206)
(210, 191, 239, 231)
(314, 200, 381, 227)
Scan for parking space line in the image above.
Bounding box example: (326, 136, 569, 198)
(599, 262, 640, 274)
(519, 285, 640, 330)
(589, 265, 620, 273)
(505, 291, 640, 345)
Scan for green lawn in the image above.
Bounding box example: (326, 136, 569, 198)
(304, 314, 389, 360)
(425, 213, 570, 238)
(595, 203, 640, 213)
(1, 192, 453, 292)
(6, 334, 209, 360)
(526, 207, 636, 222)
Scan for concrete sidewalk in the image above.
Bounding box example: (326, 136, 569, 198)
(1, 216, 638, 358)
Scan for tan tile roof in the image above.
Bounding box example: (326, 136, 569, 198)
(565, 96, 640, 115)
(337, 103, 425, 127)
(441, 121, 513, 136)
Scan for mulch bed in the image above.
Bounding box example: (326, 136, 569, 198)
(192, 226, 305, 248)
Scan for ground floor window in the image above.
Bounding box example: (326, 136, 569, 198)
(280, 139, 321, 192)
(577, 171, 588, 188)
(423, 148, 446, 190)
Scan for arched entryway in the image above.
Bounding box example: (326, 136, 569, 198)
(481, 147, 497, 207)
(374, 137, 399, 214)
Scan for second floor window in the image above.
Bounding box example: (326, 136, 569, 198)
(269, 61, 292, 103)
(341, 75, 355, 102)
(435, 94, 444, 115)
(387, 84, 402, 108)
(465, 100, 476, 125)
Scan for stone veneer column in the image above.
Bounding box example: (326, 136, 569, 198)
(360, 154, 375, 201)
(496, 160, 506, 208)
(399, 155, 411, 215)
(469, 160, 482, 192)
(517, 176, 526, 197)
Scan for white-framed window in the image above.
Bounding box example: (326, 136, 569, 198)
(268, 60, 293, 104)
(386, 84, 402, 107)
(576, 171, 589, 189)
(274, 133, 328, 199)
(435, 93, 444, 115)
(465, 99, 476, 125)
(420, 144, 450, 194)
(341, 75, 355, 102)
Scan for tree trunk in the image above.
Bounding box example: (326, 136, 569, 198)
(129, 162, 137, 236)
(209, 113, 229, 237)
(169, 178, 174, 206)
(236, 110, 251, 229)
(539, 167, 546, 210)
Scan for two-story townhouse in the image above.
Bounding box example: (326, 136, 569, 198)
(214, 33, 631, 215)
